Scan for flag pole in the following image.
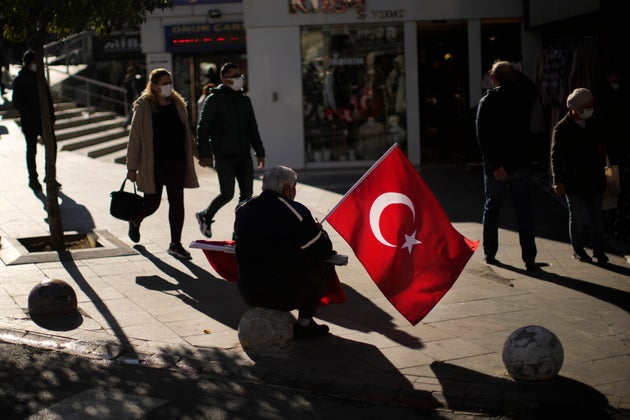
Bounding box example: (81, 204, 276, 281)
(322, 143, 399, 222)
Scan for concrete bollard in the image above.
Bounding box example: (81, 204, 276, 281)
(28, 278, 78, 316)
(503, 325, 564, 381)
(238, 307, 294, 352)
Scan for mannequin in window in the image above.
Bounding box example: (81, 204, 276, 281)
(387, 114, 406, 149)
(356, 114, 385, 160)
(386, 55, 406, 114)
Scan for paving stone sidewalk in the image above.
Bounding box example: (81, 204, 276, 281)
(1, 117, 629, 418)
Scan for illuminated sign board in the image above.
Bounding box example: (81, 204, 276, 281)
(165, 22, 246, 52)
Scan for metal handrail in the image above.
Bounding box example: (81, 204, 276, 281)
(43, 31, 128, 114)
(47, 66, 128, 113)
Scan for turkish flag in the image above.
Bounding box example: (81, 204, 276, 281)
(192, 240, 347, 306)
(325, 145, 478, 325)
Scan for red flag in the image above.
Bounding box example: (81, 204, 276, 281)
(325, 145, 478, 325)
(191, 240, 347, 306)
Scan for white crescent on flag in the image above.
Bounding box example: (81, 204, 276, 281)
(369, 192, 421, 253)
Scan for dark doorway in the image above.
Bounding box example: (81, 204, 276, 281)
(417, 21, 471, 165)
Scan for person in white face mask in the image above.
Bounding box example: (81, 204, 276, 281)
(195, 62, 266, 238)
(550, 88, 609, 264)
(125, 67, 199, 259)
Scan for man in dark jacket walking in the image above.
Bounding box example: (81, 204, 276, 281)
(12, 50, 58, 191)
(550, 88, 608, 264)
(476, 60, 539, 271)
(196, 62, 265, 237)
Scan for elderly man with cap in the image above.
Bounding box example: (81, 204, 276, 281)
(476, 60, 541, 271)
(550, 88, 609, 264)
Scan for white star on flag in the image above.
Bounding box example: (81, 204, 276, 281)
(401, 230, 421, 253)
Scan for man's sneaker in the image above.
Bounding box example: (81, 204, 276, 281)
(168, 242, 192, 260)
(293, 321, 329, 339)
(484, 256, 499, 265)
(196, 212, 213, 238)
(572, 250, 593, 263)
(128, 222, 140, 243)
(593, 251, 609, 264)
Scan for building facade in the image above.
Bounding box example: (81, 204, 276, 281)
(141, 0, 609, 170)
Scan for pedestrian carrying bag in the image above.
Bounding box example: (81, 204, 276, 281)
(603, 153, 621, 210)
(110, 178, 143, 221)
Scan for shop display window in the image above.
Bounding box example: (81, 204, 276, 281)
(301, 23, 406, 163)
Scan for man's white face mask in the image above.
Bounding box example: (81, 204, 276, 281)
(578, 108, 594, 120)
(229, 77, 244, 91)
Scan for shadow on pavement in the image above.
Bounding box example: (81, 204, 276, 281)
(490, 261, 630, 313)
(245, 333, 440, 411)
(317, 284, 424, 349)
(59, 253, 137, 357)
(134, 245, 247, 330)
(58, 191, 95, 232)
(431, 361, 619, 419)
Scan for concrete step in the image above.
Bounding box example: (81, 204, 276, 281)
(55, 116, 127, 141)
(59, 126, 128, 151)
(55, 111, 118, 131)
(83, 137, 129, 158)
(54, 106, 96, 120)
(99, 150, 127, 165)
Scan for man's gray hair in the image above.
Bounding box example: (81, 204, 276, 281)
(262, 166, 297, 193)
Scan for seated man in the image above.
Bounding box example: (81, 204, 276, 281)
(234, 165, 336, 339)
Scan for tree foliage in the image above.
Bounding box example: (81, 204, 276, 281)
(1, 0, 173, 44)
(0, 0, 173, 250)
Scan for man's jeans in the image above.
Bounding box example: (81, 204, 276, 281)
(565, 193, 606, 255)
(482, 168, 537, 264)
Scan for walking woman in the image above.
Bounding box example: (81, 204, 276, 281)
(126, 68, 199, 259)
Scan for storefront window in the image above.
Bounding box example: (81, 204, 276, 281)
(301, 23, 406, 163)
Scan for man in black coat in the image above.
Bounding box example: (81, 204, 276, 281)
(12, 50, 58, 191)
(234, 166, 335, 339)
(196, 62, 265, 238)
(476, 61, 539, 271)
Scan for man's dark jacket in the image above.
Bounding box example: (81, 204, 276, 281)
(234, 190, 333, 298)
(196, 84, 265, 158)
(550, 113, 606, 195)
(12, 68, 55, 134)
(476, 78, 535, 174)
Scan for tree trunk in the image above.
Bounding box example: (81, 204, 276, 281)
(34, 46, 64, 250)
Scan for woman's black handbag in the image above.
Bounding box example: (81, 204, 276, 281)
(110, 178, 143, 221)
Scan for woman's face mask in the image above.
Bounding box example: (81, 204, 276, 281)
(578, 108, 594, 120)
(158, 84, 173, 98)
(229, 77, 244, 91)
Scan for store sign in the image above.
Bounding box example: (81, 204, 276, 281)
(94, 33, 142, 59)
(289, 0, 366, 15)
(173, 0, 240, 5)
(165, 22, 246, 52)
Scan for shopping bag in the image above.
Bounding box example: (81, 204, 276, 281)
(603, 154, 620, 210)
(110, 178, 143, 221)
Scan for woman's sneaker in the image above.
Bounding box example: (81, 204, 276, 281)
(196, 212, 213, 238)
(168, 242, 191, 260)
(128, 222, 140, 243)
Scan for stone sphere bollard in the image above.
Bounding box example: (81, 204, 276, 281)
(28, 278, 78, 316)
(238, 307, 294, 352)
(502, 325, 564, 381)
